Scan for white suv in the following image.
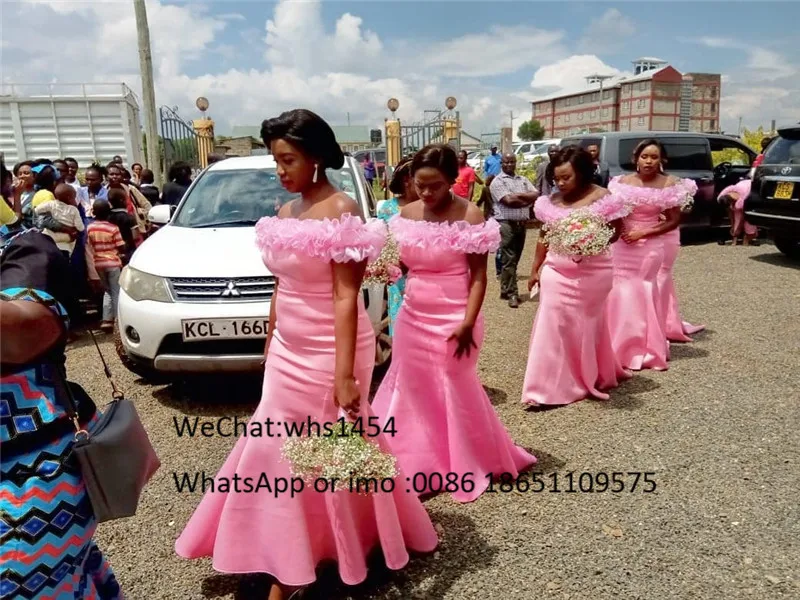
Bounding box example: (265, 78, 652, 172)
(115, 155, 390, 380)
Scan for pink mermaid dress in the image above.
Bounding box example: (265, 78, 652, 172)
(605, 178, 688, 371)
(175, 214, 438, 587)
(371, 216, 536, 503)
(719, 178, 758, 237)
(658, 178, 705, 342)
(522, 195, 632, 406)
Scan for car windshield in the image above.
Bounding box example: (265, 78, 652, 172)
(172, 166, 360, 228)
(763, 130, 800, 164)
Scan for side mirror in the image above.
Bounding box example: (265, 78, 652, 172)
(148, 204, 172, 225)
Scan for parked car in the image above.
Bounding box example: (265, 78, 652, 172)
(743, 122, 800, 258)
(558, 132, 757, 232)
(466, 150, 483, 171)
(115, 155, 390, 381)
(516, 138, 562, 162)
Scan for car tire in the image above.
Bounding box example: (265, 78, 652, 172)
(113, 323, 173, 383)
(774, 235, 800, 259)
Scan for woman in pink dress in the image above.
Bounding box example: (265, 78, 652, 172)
(523, 146, 631, 407)
(605, 139, 696, 371)
(657, 179, 705, 343)
(175, 110, 438, 600)
(718, 178, 759, 245)
(372, 144, 536, 503)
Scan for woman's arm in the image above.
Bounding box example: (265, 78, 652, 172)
(643, 207, 682, 238)
(0, 300, 65, 369)
(463, 252, 488, 328)
(608, 218, 624, 244)
(263, 278, 279, 361)
(529, 238, 548, 287)
(331, 260, 365, 416)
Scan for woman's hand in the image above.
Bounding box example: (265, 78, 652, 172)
(447, 321, 477, 359)
(622, 229, 646, 243)
(334, 375, 361, 419)
(528, 269, 541, 291)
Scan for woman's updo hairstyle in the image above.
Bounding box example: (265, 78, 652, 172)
(261, 109, 345, 170)
(549, 145, 596, 188)
(632, 138, 669, 166)
(388, 157, 413, 195)
(410, 144, 459, 183)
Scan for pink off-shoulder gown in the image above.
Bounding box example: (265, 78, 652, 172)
(719, 178, 758, 237)
(522, 194, 632, 406)
(174, 214, 438, 587)
(372, 216, 536, 503)
(605, 177, 690, 371)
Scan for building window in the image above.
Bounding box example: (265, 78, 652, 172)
(578, 113, 583, 121)
(638, 117, 646, 126)
(710, 102, 716, 112)
(711, 86, 717, 97)
(565, 98, 571, 107)
(637, 99, 646, 109)
(592, 92, 599, 102)
(578, 96, 584, 104)
(602, 108, 609, 117)
(639, 81, 648, 91)
(591, 110, 597, 118)
(565, 114, 570, 123)
(602, 90, 610, 100)
(709, 119, 716, 130)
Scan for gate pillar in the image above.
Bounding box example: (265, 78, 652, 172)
(444, 118, 459, 150)
(385, 119, 401, 167)
(193, 117, 215, 169)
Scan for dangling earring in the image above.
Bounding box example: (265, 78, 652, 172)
(312, 163, 318, 184)
(659, 163, 665, 173)
(636, 164, 641, 173)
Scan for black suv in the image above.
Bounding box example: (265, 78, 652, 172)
(559, 132, 756, 232)
(743, 122, 800, 258)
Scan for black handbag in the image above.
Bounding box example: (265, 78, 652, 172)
(51, 329, 161, 523)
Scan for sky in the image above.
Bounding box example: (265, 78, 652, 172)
(1, 0, 798, 139)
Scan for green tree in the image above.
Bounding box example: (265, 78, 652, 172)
(517, 119, 545, 141)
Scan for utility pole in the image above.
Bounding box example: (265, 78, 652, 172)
(738, 116, 743, 137)
(134, 0, 162, 187)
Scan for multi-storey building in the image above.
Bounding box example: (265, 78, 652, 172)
(532, 58, 721, 137)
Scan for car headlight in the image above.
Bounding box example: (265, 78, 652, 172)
(119, 266, 173, 303)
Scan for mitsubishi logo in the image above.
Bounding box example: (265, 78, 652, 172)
(781, 166, 792, 175)
(220, 281, 241, 297)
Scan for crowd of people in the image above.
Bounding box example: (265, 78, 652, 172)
(2, 107, 723, 600)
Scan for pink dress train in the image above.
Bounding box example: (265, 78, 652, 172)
(372, 216, 536, 503)
(720, 179, 757, 237)
(659, 227, 705, 342)
(175, 214, 438, 587)
(605, 178, 692, 371)
(522, 195, 632, 406)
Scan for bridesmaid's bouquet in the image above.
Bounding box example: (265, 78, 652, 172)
(544, 209, 614, 258)
(363, 233, 402, 285)
(281, 421, 398, 494)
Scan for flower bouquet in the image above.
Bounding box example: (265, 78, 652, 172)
(543, 209, 615, 259)
(680, 190, 695, 213)
(363, 233, 402, 285)
(281, 420, 398, 494)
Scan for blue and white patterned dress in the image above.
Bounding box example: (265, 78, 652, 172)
(377, 197, 406, 337)
(0, 231, 122, 599)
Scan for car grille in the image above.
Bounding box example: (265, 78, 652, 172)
(168, 276, 276, 303)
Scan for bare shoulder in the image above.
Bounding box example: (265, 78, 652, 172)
(619, 173, 639, 185)
(399, 199, 423, 220)
(277, 200, 296, 219)
(664, 175, 681, 187)
(462, 199, 485, 225)
(589, 184, 610, 200)
(328, 191, 363, 220)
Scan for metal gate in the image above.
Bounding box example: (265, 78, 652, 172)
(480, 132, 501, 152)
(159, 105, 199, 173)
(399, 110, 460, 158)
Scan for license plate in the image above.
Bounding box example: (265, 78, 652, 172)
(774, 181, 795, 200)
(181, 318, 268, 341)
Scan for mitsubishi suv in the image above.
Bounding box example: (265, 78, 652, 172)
(115, 155, 391, 380)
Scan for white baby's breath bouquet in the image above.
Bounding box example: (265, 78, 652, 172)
(544, 209, 614, 258)
(281, 421, 398, 494)
(363, 233, 402, 285)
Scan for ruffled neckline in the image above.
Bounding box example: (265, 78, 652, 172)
(534, 194, 630, 224)
(389, 215, 501, 254)
(608, 176, 697, 209)
(254, 212, 387, 263)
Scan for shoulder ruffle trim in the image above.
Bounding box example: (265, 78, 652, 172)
(389, 215, 501, 254)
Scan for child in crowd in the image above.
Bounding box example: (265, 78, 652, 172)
(34, 183, 84, 257)
(107, 188, 140, 264)
(87, 200, 126, 331)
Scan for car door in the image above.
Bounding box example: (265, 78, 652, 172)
(709, 137, 757, 193)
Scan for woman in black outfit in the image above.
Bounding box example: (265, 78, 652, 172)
(161, 161, 193, 206)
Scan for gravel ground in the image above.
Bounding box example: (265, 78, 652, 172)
(65, 232, 800, 600)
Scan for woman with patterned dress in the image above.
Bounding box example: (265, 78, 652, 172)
(605, 139, 698, 371)
(372, 144, 536, 503)
(376, 158, 417, 336)
(1, 230, 122, 600)
(523, 147, 631, 407)
(175, 110, 438, 600)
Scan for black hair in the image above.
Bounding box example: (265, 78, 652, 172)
(64, 157, 78, 166)
(207, 153, 225, 164)
(140, 168, 155, 184)
(632, 138, 669, 165)
(410, 144, 459, 183)
(93, 200, 112, 220)
(1, 157, 11, 188)
(12, 160, 34, 176)
(107, 188, 128, 209)
(107, 162, 122, 173)
(121, 168, 132, 180)
(550, 145, 596, 188)
(388, 157, 413, 195)
(34, 166, 58, 192)
(260, 109, 344, 170)
(168, 161, 192, 183)
(85, 164, 104, 179)
(131, 162, 143, 170)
